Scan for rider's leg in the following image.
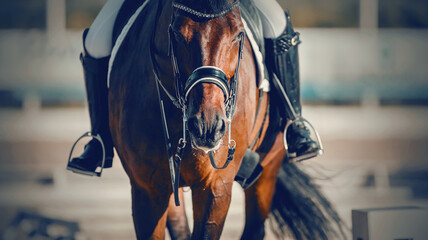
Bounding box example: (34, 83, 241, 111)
(252, 0, 286, 39)
(254, 0, 321, 161)
(68, 0, 124, 175)
(84, 0, 125, 58)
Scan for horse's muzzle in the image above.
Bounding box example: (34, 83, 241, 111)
(187, 114, 226, 151)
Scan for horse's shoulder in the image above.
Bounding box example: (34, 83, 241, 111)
(109, 0, 160, 89)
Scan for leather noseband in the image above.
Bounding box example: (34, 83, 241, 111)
(184, 66, 230, 102)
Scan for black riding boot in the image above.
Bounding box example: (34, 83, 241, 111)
(266, 11, 321, 162)
(67, 29, 114, 176)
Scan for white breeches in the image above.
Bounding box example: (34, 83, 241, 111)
(84, 0, 125, 58)
(84, 0, 286, 59)
(253, 0, 286, 39)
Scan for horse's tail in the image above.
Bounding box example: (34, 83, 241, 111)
(270, 161, 346, 240)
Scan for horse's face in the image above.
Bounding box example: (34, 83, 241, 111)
(171, 4, 244, 152)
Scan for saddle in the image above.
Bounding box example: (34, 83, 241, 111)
(110, 0, 271, 189)
(112, 0, 149, 46)
(234, 0, 267, 189)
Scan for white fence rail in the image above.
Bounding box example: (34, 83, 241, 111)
(0, 28, 427, 103)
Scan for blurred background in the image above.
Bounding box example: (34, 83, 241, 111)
(0, 0, 427, 239)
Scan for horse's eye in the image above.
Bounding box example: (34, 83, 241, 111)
(233, 31, 244, 43)
(172, 30, 186, 43)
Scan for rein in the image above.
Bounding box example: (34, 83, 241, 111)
(150, 0, 244, 206)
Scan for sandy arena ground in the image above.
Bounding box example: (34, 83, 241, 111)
(0, 105, 427, 239)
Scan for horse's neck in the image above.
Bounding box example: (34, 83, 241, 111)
(154, 0, 172, 55)
(152, 0, 175, 89)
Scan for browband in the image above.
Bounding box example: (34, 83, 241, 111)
(172, 0, 240, 19)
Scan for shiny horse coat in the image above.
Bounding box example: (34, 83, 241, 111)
(109, 0, 344, 239)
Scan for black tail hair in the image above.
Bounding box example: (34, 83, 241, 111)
(270, 161, 346, 239)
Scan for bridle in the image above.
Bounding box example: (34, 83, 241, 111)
(150, 0, 245, 206)
(168, 25, 245, 120)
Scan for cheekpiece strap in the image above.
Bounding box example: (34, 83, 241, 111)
(226, 31, 245, 118)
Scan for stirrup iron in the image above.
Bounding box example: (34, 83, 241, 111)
(283, 117, 324, 162)
(271, 73, 323, 161)
(67, 132, 106, 177)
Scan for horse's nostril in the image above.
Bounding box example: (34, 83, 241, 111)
(188, 117, 203, 137)
(188, 114, 226, 149)
(218, 119, 226, 134)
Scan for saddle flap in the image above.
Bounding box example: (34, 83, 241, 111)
(240, 0, 264, 54)
(235, 149, 263, 189)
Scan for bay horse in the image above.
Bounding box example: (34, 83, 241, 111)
(108, 0, 344, 239)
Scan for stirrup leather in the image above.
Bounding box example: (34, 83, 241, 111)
(67, 132, 106, 177)
(283, 117, 324, 162)
(270, 72, 324, 162)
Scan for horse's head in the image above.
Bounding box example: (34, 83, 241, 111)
(170, 0, 244, 152)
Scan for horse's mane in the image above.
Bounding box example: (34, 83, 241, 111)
(174, 0, 236, 14)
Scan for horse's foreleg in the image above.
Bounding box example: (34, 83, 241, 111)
(241, 134, 286, 240)
(167, 188, 191, 240)
(131, 183, 170, 239)
(191, 177, 233, 240)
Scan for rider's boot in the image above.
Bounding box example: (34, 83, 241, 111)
(265, 11, 322, 162)
(67, 29, 114, 176)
